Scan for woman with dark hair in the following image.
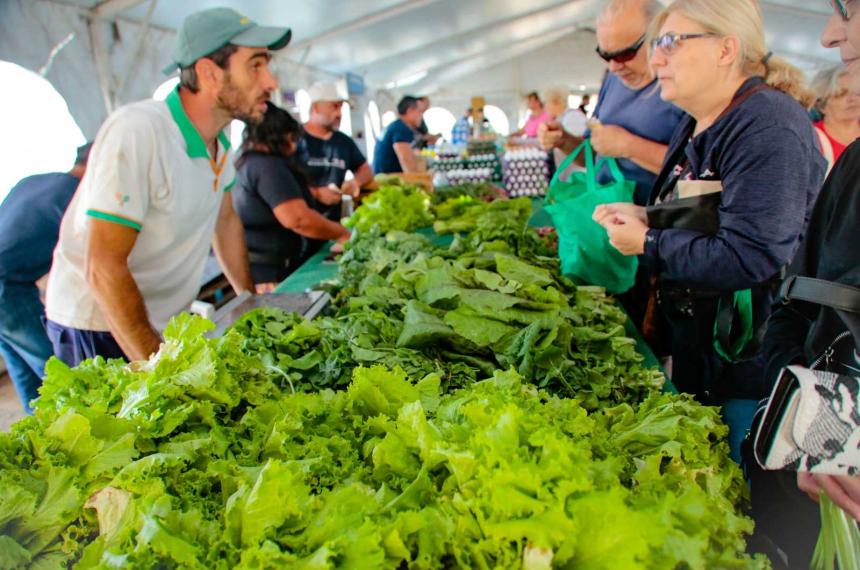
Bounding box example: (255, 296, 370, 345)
(233, 102, 350, 287)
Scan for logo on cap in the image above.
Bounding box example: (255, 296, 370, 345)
(239, 17, 250, 24)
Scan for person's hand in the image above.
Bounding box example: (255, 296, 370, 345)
(590, 123, 633, 159)
(593, 203, 647, 226)
(604, 213, 648, 255)
(798, 472, 860, 521)
(538, 121, 564, 151)
(312, 184, 343, 206)
(340, 179, 360, 199)
(330, 233, 350, 254)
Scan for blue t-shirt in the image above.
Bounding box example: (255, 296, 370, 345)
(592, 74, 686, 205)
(0, 172, 79, 284)
(373, 119, 415, 174)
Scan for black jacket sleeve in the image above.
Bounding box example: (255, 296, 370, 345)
(761, 143, 855, 388)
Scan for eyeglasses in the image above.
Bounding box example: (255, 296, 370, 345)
(650, 32, 721, 55)
(831, 0, 853, 21)
(595, 34, 646, 63)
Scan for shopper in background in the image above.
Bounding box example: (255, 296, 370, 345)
(234, 102, 350, 287)
(414, 96, 441, 149)
(451, 108, 472, 144)
(297, 81, 372, 221)
(810, 65, 860, 173)
(372, 96, 423, 174)
(0, 143, 91, 413)
(543, 87, 587, 170)
(748, 3, 860, 565)
(45, 8, 290, 366)
(596, 0, 824, 460)
(510, 91, 550, 138)
(539, 0, 684, 207)
(543, 87, 587, 138)
(578, 93, 592, 116)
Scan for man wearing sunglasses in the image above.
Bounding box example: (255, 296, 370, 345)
(539, 0, 684, 207)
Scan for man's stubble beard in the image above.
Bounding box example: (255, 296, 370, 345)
(217, 73, 267, 125)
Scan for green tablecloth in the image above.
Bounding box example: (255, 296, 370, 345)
(274, 203, 670, 387)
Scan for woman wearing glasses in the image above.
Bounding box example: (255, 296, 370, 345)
(595, 0, 825, 459)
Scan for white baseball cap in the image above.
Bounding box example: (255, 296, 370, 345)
(308, 82, 347, 103)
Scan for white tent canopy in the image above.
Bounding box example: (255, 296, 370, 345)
(0, 0, 841, 142)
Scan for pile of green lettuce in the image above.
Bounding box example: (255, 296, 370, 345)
(345, 179, 433, 233)
(0, 315, 766, 568)
(430, 181, 506, 205)
(0, 182, 770, 568)
(233, 226, 662, 409)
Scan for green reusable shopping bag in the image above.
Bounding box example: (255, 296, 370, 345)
(543, 140, 638, 294)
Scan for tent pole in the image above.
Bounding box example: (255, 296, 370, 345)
(88, 18, 116, 115)
(115, 0, 158, 102)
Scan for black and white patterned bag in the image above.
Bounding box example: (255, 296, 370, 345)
(755, 364, 860, 475)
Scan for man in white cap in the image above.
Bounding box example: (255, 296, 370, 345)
(298, 81, 372, 219)
(45, 7, 291, 366)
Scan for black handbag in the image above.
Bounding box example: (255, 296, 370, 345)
(647, 191, 722, 235)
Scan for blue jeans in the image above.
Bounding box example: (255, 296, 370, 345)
(45, 320, 126, 368)
(0, 283, 53, 413)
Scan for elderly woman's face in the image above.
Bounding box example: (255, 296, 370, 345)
(824, 74, 860, 120)
(545, 98, 567, 119)
(649, 12, 723, 110)
(822, 1, 860, 93)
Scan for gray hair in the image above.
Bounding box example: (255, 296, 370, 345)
(598, 0, 662, 25)
(811, 65, 849, 111)
(542, 87, 569, 106)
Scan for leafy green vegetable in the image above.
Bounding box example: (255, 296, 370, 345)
(0, 325, 767, 568)
(0, 180, 768, 568)
(345, 182, 433, 233)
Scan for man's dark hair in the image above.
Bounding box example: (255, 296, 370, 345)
(527, 91, 541, 104)
(237, 101, 308, 187)
(397, 96, 419, 116)
(179, 43, 240, 94)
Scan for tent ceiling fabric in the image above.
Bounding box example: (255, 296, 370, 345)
(62, 0, 841, 87)
(0, 0, 842, 137)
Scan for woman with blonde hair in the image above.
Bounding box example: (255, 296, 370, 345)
(542, 87, 588, 169)
(594, 0, 825, 458)
(811, 64, 860, 171)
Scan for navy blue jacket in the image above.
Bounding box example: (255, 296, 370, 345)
(643, 77, 825, 290)
(642, 77, 826, 400)
(0, 172, 80, 287)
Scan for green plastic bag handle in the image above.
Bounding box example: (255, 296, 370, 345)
(712, 289, 755, 362)
(548, 139, 626, 199)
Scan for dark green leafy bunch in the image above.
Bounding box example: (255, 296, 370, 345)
(433, 197, 557, 265)
(345, 181, 433, 233)
(333, 228, 440, 300)
(430, 181, 505, 205)
(0, 319, 768, 569)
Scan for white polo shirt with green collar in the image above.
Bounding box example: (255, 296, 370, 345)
(46, 88, 237, 332)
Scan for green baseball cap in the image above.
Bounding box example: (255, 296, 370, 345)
(164, 7, 291, 74)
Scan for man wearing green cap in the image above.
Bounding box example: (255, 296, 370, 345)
(45, 8, 292, 366)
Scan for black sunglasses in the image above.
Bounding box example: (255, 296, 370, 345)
(595, 34, 646, 63)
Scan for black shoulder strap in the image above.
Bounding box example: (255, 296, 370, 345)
(778, 276, 860, 314)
